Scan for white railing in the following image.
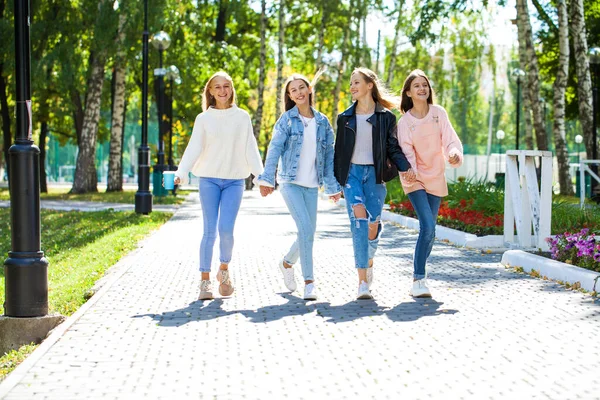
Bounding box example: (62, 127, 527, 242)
(577, 160, 600, 208)
(504, 150, 553, 251)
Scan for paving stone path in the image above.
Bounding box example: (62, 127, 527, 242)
(1, 190, 599, 399)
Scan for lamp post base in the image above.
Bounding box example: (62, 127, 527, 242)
(4, 253, 48, 317)
(135, 192, 153, 215)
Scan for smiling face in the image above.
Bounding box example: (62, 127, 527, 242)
(350, 72, 373, 102)
(209, 76, 233, 108)
(287, 79, 312, 107)
(406, 76, 430, 104)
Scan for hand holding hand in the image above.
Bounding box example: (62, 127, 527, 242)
(400, 168, 416, 184)
(259, 185, 274, 197)
(174, 176, 181, 185)
(329, 193, 341, 203)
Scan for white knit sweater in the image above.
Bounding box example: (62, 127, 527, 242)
(175, 105, 264, 184)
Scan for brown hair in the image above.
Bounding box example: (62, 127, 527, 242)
(400, 69, 435, 113)
(351, 67, 400, 111)
(281, 69, 326, 113)
(202, 71, 237, 111)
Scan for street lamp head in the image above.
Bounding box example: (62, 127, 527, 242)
(166, 65, 180, 81)
(151, 31, 171, 51)
(590, 47, 600, 65)
(511, 68, 525, 77)
(496, 130, 506, 140)
(575, 134, 583, 144)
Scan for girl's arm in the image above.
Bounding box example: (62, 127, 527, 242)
(438, 106, 463, 167)
(256, 114, 289, 187)
(175, 113, 204, 185)
(244, 113, 264, 178)
(397, 119, 418, 186)
(323, 118, 342, 195)
(386, 118, 411, 172)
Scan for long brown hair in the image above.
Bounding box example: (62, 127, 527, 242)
(281, 69, 325, 113)
(351, 67, 400, 111)
(400, 69, 434, 113)
(202, 71, 237, 111)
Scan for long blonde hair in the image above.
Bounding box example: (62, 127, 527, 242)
(351, 67, 400, 111)
(202, 71, 237, 111)
(281, 68, 326, 113)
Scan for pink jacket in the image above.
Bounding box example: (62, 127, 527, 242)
(397, 105, 463, 197)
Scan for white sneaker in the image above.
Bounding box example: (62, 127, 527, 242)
(198, 280, 213, 300)
(356, 281, 373, 300)
(410, 279, 432, 298)
(303, 283, 317, 300)
(279, 259, 297, 292)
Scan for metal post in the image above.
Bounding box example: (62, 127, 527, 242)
(134, 0, 152, 214)
(168, 78, 174, 169)
(4, 0, 48, 317)
(156, 49, 165, 170)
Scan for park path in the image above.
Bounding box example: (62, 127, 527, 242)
(1, 190, 599, 399)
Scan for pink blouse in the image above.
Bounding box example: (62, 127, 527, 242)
(397, 105, 463, 197)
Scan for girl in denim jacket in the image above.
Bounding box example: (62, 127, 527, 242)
(257, 72, 341, 300)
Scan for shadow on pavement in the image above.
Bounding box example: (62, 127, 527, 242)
(385, 300, 458, 322)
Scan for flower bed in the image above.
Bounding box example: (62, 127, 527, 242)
(546, 228, 600, 273)
(388, 199, 503, 237)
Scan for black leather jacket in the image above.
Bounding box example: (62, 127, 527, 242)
(334, 102, 410, 186)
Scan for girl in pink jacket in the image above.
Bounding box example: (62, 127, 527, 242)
(397, 69, 463, 298)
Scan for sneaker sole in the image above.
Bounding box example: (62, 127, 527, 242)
(357, 293, 373, 300)
(198, 293, 213, 300)
(303, 295, 317, 301)
(411, 293, 432, 298)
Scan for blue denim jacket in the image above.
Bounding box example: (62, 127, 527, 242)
(257, 106, 341, 195)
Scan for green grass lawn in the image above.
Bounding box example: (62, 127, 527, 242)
(0, 208, 172, 379)
(0, 187, 193, 205)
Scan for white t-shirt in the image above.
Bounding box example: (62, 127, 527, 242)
(351, 114, 374, 165)
(293, 117, 319, 188)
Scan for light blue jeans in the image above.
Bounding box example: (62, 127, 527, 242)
(279, 183, 318, 282)
(198, 177, 245, 273)
(342, 164, 386, 269)
(407, 189, 442, 280)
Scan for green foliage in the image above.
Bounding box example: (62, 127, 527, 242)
(0, 188, 191, 204)
(446, 177, 504, 215)
(0, 343, 37, 380)
(0, 208, 172, 315)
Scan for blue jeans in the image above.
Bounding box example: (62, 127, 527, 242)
(342, 164, 387, 269)
(407, 190, 442, 280)
(198, 177, 244, 273)
(280, 183, 318, 281)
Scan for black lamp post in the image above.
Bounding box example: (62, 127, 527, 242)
(165, 65, 181, 171)
(4, 0, 48, 317)
(151, 31, 171, 197)
(134, 0, 152, 214)
(589, 47, 600, 199)
(512, 68, 525, 150)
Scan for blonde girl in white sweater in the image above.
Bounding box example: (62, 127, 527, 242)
(174, 71, 264, 300)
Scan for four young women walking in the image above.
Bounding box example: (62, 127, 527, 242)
(176, 68, 462, 301)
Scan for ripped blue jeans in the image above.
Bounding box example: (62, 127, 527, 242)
(342, 164, 387, 269)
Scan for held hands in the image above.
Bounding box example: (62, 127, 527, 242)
(259, 185, 274, 197)
(400, 168, 416, 184)
(174, 176, 181, 185)
(329, 193, 341, 203)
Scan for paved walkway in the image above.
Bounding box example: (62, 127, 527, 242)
(1, 191, 599, 399)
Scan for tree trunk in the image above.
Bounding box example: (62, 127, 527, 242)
(107, 14, 127, 192)
(553, 0, 573, 195)
(570, 0, 595, 159)
(71, 52, 106, 193)
(248, 0, 266, 190)
(275, 0, 285, 121)
(386, 0, 403, 86)
(214, 0, 230, 42)
(516, 0, 548, 150)
(332, 2, 353, 130)
(0, 63, 10, 181)
(515, 0, 534, 150)
(313, 1, 325, 106)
